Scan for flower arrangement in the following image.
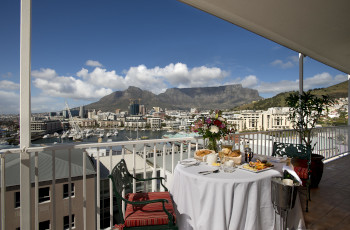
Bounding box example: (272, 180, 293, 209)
(192, 110, 233, 152)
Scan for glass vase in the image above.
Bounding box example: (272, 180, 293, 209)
(207, 137, 219, 152)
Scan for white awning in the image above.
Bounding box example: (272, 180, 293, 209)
(178, 0, 350, 74)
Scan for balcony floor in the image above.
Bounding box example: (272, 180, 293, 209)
(302, 154, 350, 230)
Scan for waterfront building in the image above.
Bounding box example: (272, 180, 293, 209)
(31, 119, 62, 134)
(147, 117, 162, 129)
(125, 116, 146, 128)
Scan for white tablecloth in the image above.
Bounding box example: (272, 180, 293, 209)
(170, 160, 305, 230)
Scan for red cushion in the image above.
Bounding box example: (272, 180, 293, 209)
(294, 166, 309, 179)
(124, 191, 176, 227)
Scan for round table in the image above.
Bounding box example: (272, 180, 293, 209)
(170, 159, 305, 230)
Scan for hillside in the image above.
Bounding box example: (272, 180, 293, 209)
(233, 80, 348, 111)
(85, 84, 262, 112)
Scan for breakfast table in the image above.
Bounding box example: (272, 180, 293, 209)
(170, 157, 305, 230)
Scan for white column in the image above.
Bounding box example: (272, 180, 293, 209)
(299, 53, 304, 94)
(20, 0, 32, 229)
(299, 53, 304, 144)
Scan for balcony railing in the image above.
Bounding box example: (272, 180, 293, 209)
(0, 125, 348, 230)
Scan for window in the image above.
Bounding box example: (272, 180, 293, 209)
(63, 214, 75, 229)
(39, 220, 50, 230)
(39, 187, 50, 203)
(63, 183, 75, 198)
(15, 192, 20, 208)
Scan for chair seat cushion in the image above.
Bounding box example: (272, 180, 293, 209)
(294, 166, 309, 179)
(124, 191, 176, 227)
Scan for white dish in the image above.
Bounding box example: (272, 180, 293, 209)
(238, 163, 273, 173)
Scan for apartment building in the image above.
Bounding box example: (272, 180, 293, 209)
(225, 108, 293, 132)
(147, 117, 162, 129)
(0, 149, 96, 230)
(31, 119, 62, 134)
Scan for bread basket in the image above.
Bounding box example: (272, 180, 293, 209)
(194, 149, 216, 161)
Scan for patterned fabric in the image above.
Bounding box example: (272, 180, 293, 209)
(124, 191, 176, 227)
(294, 166, 309, 179)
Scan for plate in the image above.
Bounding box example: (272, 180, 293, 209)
(239, 163, 273, 173)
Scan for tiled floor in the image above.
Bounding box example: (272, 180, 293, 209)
(301, 154, 350, 230)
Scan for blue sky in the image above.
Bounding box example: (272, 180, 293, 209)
(0, 0, 346, 114)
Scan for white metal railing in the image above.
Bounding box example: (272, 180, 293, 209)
(0, 136, 199, 230)
(0, 126, 348, 230)
(227, 125, 349, 160)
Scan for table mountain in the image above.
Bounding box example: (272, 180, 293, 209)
(85, 84, 262, 112)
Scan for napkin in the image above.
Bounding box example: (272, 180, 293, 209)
(179, 159, 198, 166)
(283, 165, 302, 184)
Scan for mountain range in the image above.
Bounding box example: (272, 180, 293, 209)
(85, 84, 262, 111)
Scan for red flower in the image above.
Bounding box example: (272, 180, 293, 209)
(213, 120, 222, 127)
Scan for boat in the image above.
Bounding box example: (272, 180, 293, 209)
(113, 130, 119, 136)
(106, 132, 112, 137)
(53, 132, 59, 137)
(43, 134, 49, 139)
(141, 136, 149, 140)
(99, 133, 104, 138)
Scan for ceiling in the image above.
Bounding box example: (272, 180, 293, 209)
(178, 0, 350, 74)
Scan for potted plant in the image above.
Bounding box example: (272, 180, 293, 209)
(285, 91, 334, 187)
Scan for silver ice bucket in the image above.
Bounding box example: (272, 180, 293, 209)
(271, 177, 299, 211)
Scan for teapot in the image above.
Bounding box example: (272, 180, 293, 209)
(204, 153, 217, 165)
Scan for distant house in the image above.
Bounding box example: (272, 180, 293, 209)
(0, 149, 96, 230)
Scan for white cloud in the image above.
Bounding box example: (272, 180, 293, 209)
(75, 63, 228, 94)
(30, 63, 228, 100)
(271, 59, 294, 69)
(254, 72, 347, 95)
(0, 90, 19, 114)
(85, 60, 103, 67)
(32, 68, 58, 79)
(32, 68, 113, 100)
(224, 75, 258, 88)
(0, 80, 20, 90)
(270, 55, 298, 69)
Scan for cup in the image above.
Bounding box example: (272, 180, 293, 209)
(225, 160, 234, 167)
(223, 160, 235, 173)
(282, 179, 294, 186)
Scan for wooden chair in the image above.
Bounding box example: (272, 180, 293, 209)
(108, 159, 178, 230)
(272, 142, 311, 212)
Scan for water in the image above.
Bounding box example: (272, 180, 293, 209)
(32, 129, 171, 145)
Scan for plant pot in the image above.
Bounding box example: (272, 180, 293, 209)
(291, 154, 324, 188)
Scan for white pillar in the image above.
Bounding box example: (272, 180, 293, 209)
(20, 0, 32, 229)
(299, 53, 304, 94)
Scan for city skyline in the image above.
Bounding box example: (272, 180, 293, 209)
(0, 0, 347, 114)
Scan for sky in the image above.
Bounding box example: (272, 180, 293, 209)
(0, 0, 347, 114)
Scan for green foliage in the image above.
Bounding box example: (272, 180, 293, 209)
(285, 91, 334, 147)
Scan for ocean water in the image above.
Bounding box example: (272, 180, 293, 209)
(32, 129, 171, 145)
